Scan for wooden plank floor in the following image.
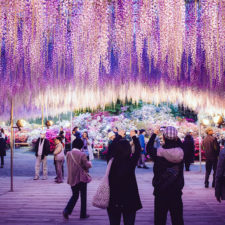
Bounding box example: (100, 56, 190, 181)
(0, 161, 225, 225)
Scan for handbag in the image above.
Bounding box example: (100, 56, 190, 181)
(70, 151, 92, 183)
(92, 158, 113, 209)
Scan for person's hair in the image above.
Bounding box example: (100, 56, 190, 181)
(134, 130, 138, 134)
(139, 129, 145, 134)
(113, 139, 131, 160)
(113, 127, 118, 132)
(184, 134, 193, 142)
(55, 136, 62, 142)
(83, 131, 88, 138)
(1, 128, 4, 134)
(73, 127, 78, 132)
(72, 138, 84, 150)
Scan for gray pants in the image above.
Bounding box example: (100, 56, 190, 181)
(55, 159, 64, 182)
(35, 156, 48, 178)
(138, 154, 146, 167)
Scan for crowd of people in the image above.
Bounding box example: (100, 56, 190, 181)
(1, 124, 225, 225)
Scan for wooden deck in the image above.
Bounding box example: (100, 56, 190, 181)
(0, 163, 225, 225)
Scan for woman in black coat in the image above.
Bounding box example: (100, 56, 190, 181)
(107, 130, 142, 225)
(0, 133, 6, 168)
(183, 134, 195, 171)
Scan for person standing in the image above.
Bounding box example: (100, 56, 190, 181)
(63, 138, 92, 219)
(113, 127, 119, 137)
(71, 127, 81, 143)
(59, 126, 65, 145)
(81, 131, 94, 161)
(34, 131, 50, 180)
(202, 127, 220, 188)
(183, 132, 195, 171)
(54, 137, 64, 183)
(0, 133, 6, 168)
(138, 129, 149, 169)
(107, 130, 142, 225)
(0, 128, 6, 140)
(106, 131, 117, 162)
(147, 127, 184, 225)
(215, 147, 225, 203)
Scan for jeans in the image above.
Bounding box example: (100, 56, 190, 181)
(35, 156, 47, 178)
(154, 194, 184, 225)
(64, 182, 87, 217)
(107, 207, 136, 225)
(1, 155, 4, 166)
(55, 159, 64, 182)
(205, 159, 218, 186)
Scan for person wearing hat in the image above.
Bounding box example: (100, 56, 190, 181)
(146, 126, 184, 225)
(202, 127, 220, 188)
(138, 129, 149, 169)
(34, 131, 50, 180)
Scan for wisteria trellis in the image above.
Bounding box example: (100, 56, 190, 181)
(0, 0, 224, 119)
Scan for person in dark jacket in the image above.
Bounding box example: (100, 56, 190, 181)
(183, 133, 195, 171)
(0, 133, 6, 168)
(147, 127, 184, 225)
(106, 131, 120, 163)
(202, 127, 220, 188)
(215, 148, 225, 202)
(34, 131, 50, 180)
(107, 130, 142, 225)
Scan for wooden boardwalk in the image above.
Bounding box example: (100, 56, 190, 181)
(0, 163, 225, 225)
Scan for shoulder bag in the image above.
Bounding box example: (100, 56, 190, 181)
(92, 158, 113, 209)
(70, 151, 92, 183)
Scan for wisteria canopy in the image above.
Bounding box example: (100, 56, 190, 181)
(0, 0, 224, 119)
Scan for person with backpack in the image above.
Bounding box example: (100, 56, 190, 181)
(147, 126, 184, 225)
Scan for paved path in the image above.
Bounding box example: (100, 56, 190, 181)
(0, 148, 225, 225)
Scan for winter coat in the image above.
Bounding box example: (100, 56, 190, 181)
(202, 135, 220, 161)
(34, 138, 50, 160)
(106, 135, 121, 162)
(183, 135, 195, 163)
(139, 134, 146, 154)
(108, 136, 142, 212)
(147, 133, 184, 196)
(215, 148, 225, 200)
(0, 137, 6, 156)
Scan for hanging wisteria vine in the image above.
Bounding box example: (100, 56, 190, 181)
(0, 0, 224, 119)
